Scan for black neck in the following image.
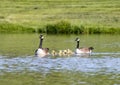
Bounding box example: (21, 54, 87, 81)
(76, 41, 79, 48)
(39, 38, 43, 48)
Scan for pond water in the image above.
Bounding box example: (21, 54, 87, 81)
(0, 34, 120, 85)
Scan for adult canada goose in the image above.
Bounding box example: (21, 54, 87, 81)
(75, 38, 94, 54)
(35, 34, 49, 57)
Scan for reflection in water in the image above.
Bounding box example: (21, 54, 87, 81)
(0, 53, 120, 85)
(0, 53, 120, 74)
(0, 34, 120, 85)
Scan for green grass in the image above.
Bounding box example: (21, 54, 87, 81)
(0, 22, 35, 33)
(0, 20, 120, 34)
(43, 20, 120, 34)
(0, 0, 120, 34)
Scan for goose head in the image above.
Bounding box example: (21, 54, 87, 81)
(40, 34, 44, 40)
(75, 38, 80, 41)
(89, 47, 94, 50)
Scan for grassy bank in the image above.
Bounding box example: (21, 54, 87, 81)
(43, 21, 120, 34)
(0, 21, 120, 34)
(0, 0, 119, 34)
(0, 22, 35, 33)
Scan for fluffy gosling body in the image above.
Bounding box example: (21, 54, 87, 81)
(51, 50, 58, 56)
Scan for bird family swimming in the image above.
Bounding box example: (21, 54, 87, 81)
(75, 38, 94, 54)
(35, 35, 94, 57)
(35, 34, 49, 57)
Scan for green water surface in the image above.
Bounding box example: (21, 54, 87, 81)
(0, 34, 119, 57)
(0, 34, 120, 85)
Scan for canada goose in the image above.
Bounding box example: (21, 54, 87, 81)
(35, 34, 49, 57)
(75, 38, 94, 54)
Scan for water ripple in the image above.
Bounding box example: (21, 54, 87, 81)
(0, 54, 120, 74)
